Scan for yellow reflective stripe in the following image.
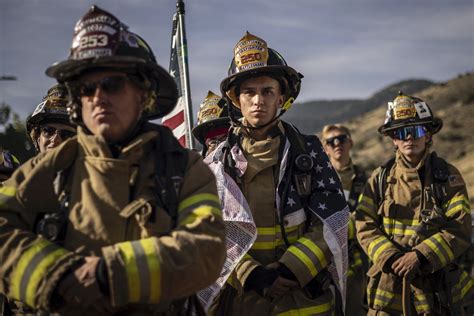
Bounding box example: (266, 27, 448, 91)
(357, 195, 375, 215)
(423, 233, 454, 266)
(257, 225, 299, 235)
(140, 238, 160, 302)
(179, 205, 221, 225)
(351, 251, 363, 268)
(348, 218, 355, 240)
(414, 293, 430, 313)
(444, 195, 470, 217)
(357, 204, 372, 215)
(10, 239, 68, 307)
(358, 195, 374, 207)
(382, 217, 419, 236)
(288, 246, 317, 277)
(383, 218, 419, 226)
(118, 241, 141, 302)
(445, 195, 468, 207)
(257, 227, 276, 235)
(0, 185, 16, 196)
(347, 269, 354, 278)
(368, 288, 401, 309)
(433, 234, 454, 262)
(368, 236, 392, 263)
(252, 236, 298, 250)
(177, 193, 219, 212)
(299, 237, 328, 268)
(277, 301, 332, 315)
(117, 238, 162, 303)
(445, 204, 469, 217)
(460, 271, 474, 298)
(242, 253, 252, 261)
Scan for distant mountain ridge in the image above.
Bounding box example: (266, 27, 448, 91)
(286, 79, 435, 134)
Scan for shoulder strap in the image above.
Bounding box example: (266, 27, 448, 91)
(150, 124, 188, 227)
(375, 157, 396, 208)
(281, 121, 306, 157)
(348, 165, 367, 211)
(430, 151, 449, 207)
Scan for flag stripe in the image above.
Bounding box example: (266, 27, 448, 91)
(162, 110, 184, 131)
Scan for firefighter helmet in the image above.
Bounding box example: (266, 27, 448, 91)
(378, 92, 443, 135)
(192, 91, 230, 145)
(220, 32, 303, 111)
(26, 83, 73, 146)
(0, 150, 20, 180)
(46, 5, 178, 119)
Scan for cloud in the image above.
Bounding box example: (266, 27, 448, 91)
(1, 0, 472, 119)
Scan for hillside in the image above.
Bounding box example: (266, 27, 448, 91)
(342, 72, 474, 202)
(286, 79, 434, 134)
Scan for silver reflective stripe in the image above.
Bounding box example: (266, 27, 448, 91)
(276, 137, 291, 219)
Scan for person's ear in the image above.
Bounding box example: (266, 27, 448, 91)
(278, 95, 284, 107)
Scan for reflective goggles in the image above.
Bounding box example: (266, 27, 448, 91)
(75, 75, 130, 97)
(390, 125, 428, 140)
(325, 134, 349, 147)
(40, 126, 75, 140)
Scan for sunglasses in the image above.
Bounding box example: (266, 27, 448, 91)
(75, 75, 130, 97)
(40, 126, 75, 140)
(390, 125, 428, 140)
(325, 134, 349, 147)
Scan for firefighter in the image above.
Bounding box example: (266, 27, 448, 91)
(192, 91, 231, 157)
(26, 83, 76, 153)
(0, 5, 225, 315)
(0, 150, 20, 182)
(322, 124, 367, 316)
(211, 32, 349, 315)
(355, 92, 473, 315)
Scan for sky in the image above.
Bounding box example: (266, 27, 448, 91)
(0, 0, 473, 121)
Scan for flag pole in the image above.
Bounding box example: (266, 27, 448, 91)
(176, 0, 195, 149)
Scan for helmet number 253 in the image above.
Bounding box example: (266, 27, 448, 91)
(79, 34, 108, 49)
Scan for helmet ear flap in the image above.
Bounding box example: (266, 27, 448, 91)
(226, 88, 241, 109)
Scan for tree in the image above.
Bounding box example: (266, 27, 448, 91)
(0, 102, 34, 163)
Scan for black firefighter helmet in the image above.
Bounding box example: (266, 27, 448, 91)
(26, 83, 74, 148)
(192, 91, 231, 145)
(220, 32, 303, 114)
(46, 5, 178, 120)
(378, 92, 443, 135)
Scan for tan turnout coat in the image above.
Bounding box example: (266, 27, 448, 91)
(0, 126, 226, 315)
(356, 150, 472, 315)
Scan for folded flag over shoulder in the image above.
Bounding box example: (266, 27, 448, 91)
(161, 0, 194, 149)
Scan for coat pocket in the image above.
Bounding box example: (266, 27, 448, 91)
(120, 198, 172, 239)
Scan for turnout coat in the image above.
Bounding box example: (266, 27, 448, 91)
(0, 125, 226, 315)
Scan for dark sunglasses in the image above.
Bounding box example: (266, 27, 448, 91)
(40, 126, 75, 140)
(76, 75, 129, 97)
(325, 134, 349, 147)
(390, 125, 428, 141)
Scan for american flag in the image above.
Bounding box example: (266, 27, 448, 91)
(161, 1, 194, 148)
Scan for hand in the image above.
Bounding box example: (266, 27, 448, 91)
(57, 256, 112, 312)
(391, 252, 420, 277)
(266, 276, 299, 299)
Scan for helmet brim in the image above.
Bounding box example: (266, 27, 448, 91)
(192, 117, 231, 144)
(26, 114, 73, 134)
(220, 65, 300, 99)
(378, 117, 443, 135)
(46, 56, 178, 119)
